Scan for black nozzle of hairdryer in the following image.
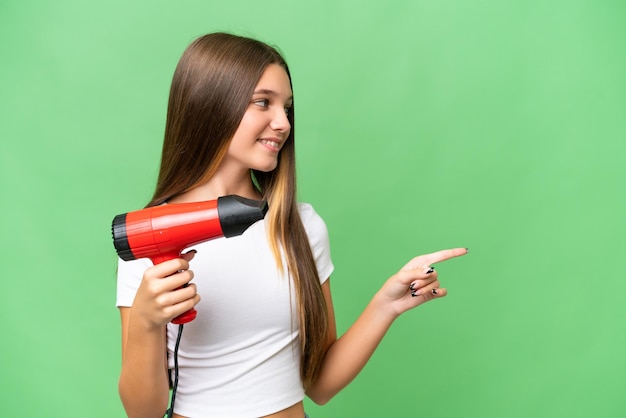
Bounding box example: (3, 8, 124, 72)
(218, 195, 268, 237)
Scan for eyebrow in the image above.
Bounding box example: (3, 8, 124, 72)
(253, 89, 293, 101)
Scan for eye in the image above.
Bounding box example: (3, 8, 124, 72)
(284, 105, 293, 116)
(253, 99, 269, 108)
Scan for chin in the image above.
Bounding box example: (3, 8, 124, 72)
(253, 161, 279, 173)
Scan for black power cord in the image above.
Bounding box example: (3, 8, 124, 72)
(166, 324, 184, 418)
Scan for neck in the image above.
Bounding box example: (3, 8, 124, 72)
(169, 170, 260, 204)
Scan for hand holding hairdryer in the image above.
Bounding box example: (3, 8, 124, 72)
(112, 195, 268, 324)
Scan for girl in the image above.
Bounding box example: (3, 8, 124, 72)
(116, 32, 467, 418)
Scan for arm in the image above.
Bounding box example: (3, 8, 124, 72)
(306, 247, 468, 405)
(118, 253, 200, 418)
(118, 308, 169, 418)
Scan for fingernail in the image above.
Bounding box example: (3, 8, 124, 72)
(425, 267, 435, 274)
(465, 248, 469, 253)
(431, 289, 438, 295)
(409, 283, 416, 290)
(411, 290, 420, 297)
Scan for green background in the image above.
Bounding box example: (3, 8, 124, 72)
(2, 0, 625, 417)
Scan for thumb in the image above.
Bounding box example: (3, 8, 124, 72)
(181, 249, 197, 262)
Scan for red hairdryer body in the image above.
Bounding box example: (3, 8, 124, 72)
(112, 195, 268, 324)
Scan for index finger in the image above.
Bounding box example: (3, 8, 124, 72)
(403, 247, 468, 270)
(420, 247, 468, 265)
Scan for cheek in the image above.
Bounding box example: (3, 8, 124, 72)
(229, 122, 255, 146)
(236, 114, 267, 139)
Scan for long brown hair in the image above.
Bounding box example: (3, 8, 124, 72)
(148, 32, 328, 388)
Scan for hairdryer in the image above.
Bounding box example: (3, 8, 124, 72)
(112, 195, 268, 324)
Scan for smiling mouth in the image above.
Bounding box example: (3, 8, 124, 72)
(259, 138, 281, 149)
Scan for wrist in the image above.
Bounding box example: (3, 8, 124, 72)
(370, 291, 401, 324)
(129, 308, 168, 335)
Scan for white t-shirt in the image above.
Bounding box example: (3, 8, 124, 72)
(116, 203, 334, 418)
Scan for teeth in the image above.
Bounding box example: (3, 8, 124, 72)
(260, 139, 279, 147)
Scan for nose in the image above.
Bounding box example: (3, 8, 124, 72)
(269, 108, 291, 134)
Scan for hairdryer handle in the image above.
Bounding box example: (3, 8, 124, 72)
(151, 254, 197, 325)
(172, 307, 197, 324)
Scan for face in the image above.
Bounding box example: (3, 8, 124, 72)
(224, 64, 293, 174)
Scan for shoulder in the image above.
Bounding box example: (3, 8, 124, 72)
(116, 257, 152, 307)
(297, 202, 334, 281)
(297, 202, 328, 233)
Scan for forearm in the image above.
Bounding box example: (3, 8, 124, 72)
(119, 312, 170, 418)
(306, 292, 397, 405)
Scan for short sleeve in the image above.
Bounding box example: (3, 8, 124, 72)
(116, 257, 152, 307)
(298, 203, 334, 284)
